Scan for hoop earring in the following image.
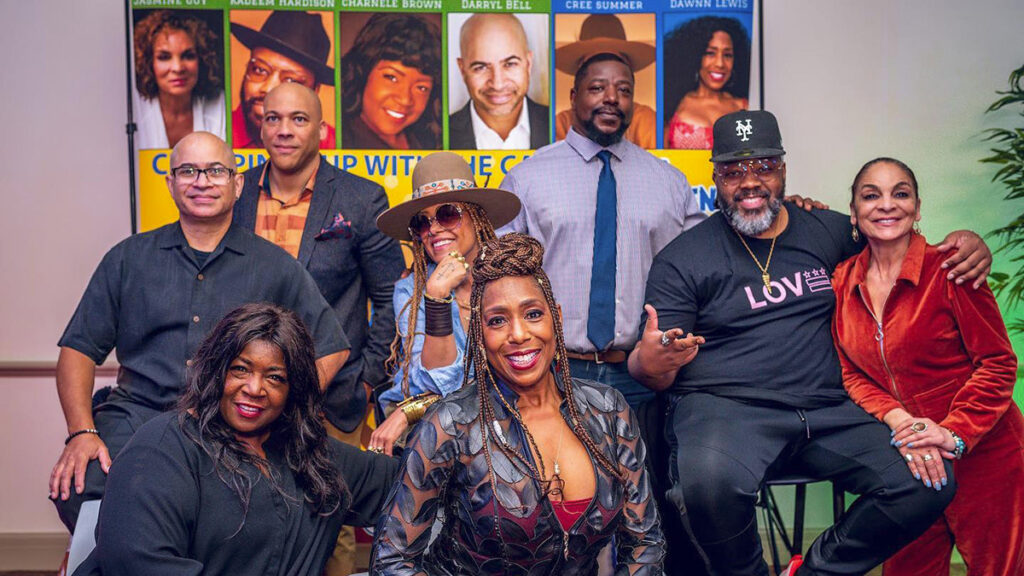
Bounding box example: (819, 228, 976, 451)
(851, 226, 860, 243)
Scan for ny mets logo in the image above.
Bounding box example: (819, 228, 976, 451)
(735, 119, 753, 141)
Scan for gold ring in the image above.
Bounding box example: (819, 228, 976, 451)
(911, 422, 928, 433)
(448, 251, 459, 258)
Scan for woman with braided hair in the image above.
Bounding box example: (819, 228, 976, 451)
(370, 152, 521, 456)
(370, 233, 665, 575)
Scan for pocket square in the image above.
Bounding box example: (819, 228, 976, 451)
(316, 212, 353, 240)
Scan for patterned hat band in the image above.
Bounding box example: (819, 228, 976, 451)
(412, 178, 476, 199)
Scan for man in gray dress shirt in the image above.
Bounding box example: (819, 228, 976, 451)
(499, 52, 705, 407)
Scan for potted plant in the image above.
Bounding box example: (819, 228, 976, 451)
(981, 63, 1024, 333)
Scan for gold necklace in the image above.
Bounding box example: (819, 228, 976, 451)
(734, 230, 777, 288)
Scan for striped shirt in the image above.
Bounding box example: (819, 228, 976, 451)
(498, 127, 706, 353)
(254, 162, 319, 258)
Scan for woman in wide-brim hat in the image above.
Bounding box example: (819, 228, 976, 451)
(368, 152, 520, 455)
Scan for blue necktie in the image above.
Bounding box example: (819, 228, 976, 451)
(587, 150, 617, 351)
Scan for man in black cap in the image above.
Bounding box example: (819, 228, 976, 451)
(628, 110, 993, 575)
(231, 11, 336, 149)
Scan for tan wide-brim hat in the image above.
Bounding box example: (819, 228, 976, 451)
(376, 152, 522, 242)
(555, 14, 656, 75)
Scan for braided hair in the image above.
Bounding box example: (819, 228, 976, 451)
(465, 233, 625, 492)
(385, 202, 497, 397)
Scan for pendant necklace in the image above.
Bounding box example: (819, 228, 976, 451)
(735, 230, 778, 289)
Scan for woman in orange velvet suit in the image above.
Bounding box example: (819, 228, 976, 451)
(832, 157, 1023, 575)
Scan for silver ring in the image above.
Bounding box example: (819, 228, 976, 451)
(660, 332, 672, 347)
(905, 453, 913, 462)
(911, 421, 928, 433)
(923, 454, 933, 461)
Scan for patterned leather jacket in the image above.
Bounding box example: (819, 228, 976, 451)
(370, 375, 664, 575)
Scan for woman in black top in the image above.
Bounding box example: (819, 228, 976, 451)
(77, 303, 397, 576)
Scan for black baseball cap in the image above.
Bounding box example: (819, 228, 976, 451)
(710, 110, 786, 163)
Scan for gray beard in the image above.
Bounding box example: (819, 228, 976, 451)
(723, 194, 784, 236)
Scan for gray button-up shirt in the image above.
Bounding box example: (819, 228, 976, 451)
(499, 128, 706, 352)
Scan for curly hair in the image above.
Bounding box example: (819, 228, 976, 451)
(386, 202, 497, 397)
(134, 10, 223, 100)
(662, 16, 750, 127)
(341, 13, 442, 148)
(177, 303, 347, 521)
(464, 233, 625, 500)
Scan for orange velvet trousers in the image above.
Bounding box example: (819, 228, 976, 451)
(884, 407, 1024, 576)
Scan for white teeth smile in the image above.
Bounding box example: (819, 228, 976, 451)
(385, 109, 406, 119)
(506, 350, 539, 367)
(432, 239, 453, 250)
(237, 404, 261, 417)
(710, 72, 726, 81)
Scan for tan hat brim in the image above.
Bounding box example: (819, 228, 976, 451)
(554, 39, 656, 74)
(376, 188, 522, 242)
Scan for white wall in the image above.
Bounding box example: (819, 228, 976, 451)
(1, 0, 1022, 564)
(0, 0, 130, 541)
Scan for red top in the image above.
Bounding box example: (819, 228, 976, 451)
(831, 233, 1018, 452)
(553, 498, 591, 531)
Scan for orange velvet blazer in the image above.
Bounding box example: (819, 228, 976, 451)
(831, 233, 1018, 452)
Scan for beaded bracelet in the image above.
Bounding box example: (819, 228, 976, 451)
(947, 428, 966, 459)
(65, 428, 100, 445)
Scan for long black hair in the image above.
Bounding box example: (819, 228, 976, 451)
(178, 303, 347, 518)
(663, 16, 751, 128)
(341, 13, 442, 148)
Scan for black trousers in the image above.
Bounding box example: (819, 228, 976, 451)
(665, 393, 955, 576)
(53, 393, 162, 531)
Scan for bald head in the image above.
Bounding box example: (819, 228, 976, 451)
(264, 83, 323, 125)
(170, 131, 235, 169)
(260, 82, 328, 174)
(457, 14, 533, 129)
(460, 13, 528, 57)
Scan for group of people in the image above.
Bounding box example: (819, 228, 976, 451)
(132, 8, 756, 153)
(56, 37, 1021, 576)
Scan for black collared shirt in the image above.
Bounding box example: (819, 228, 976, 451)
(59, 221, 348, 410)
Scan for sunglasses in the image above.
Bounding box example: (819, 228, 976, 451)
(408, 203, 464, 239)
(714, 158, 784, 187)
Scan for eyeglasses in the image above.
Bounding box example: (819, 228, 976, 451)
(713, 158, 783, 187)
(408, 203, 463, 239)
(170, 165, 235, 185)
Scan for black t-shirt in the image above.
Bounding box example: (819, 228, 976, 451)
(643, 206, 862, 409)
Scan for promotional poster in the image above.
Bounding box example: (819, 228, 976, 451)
(129, 0, 757, 232)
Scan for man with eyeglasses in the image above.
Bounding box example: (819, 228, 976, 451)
(50, 131, 349, 532)
(231, 11, 336, 149)
(234, 83, 404, 576)
(628, 110, 993, 575)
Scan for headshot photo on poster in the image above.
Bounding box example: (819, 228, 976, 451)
(339, 13, 443, 151)
(447, 12, 550, 151)
(553, 13, 656, 149)
(229, 10, 337, 149)
(662, 13, 751, 150)
(132, 9, 226, 150)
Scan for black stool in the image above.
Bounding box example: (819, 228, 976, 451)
(758, 475, 845, 574)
